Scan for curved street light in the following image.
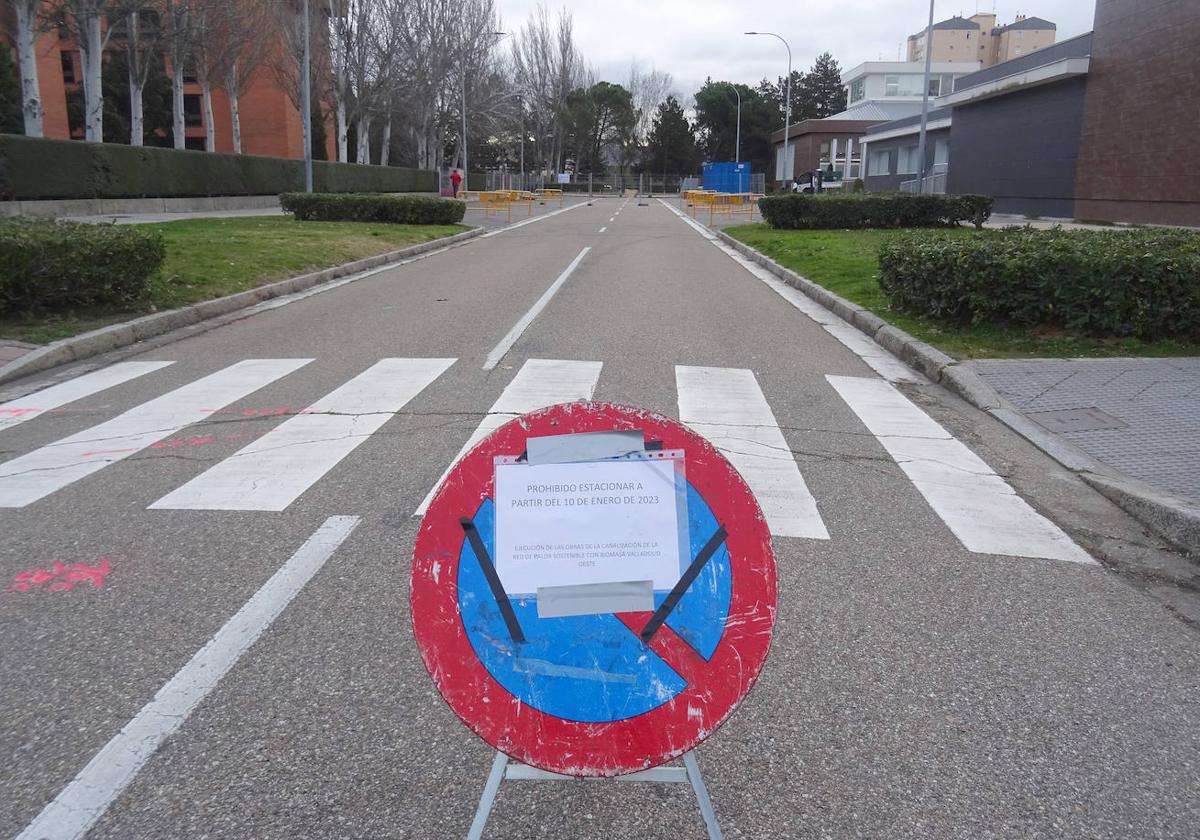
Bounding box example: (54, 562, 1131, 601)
(745, 31, 792, 186)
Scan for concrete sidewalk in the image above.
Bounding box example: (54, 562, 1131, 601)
(972, 358, 1200, 502)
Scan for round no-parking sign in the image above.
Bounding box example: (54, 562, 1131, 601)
(411, 402, 776, 777)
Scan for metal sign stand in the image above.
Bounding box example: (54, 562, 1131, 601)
(466, 750, 723, 840)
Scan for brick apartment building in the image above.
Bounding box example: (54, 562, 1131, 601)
(3, 0, 334, 160)
(908, 13, 1057, 69)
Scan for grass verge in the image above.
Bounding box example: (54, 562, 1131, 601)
(724, 224, 1199, 359)
(0, 216, 468, 345)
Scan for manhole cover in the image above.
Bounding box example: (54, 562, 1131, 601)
(1027, 407, 1128, 433)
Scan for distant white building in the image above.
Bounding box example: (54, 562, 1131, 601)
(832, 61, 982, 121)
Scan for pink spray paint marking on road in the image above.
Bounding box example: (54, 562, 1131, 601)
(7, 558, 112, 593)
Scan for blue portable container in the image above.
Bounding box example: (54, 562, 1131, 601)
(702, 162, 751, 193)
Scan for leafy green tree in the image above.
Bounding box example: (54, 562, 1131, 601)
(645, 96, 696, 174)
(0, 47, 23, 134)
(804, 52, 847, 118)
(562, 81, 636, 174)
(693, 78, 780, 176)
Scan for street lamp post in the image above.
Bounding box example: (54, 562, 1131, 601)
(460, 29, 507, 188)
(301, 0, 312, 192)
(916, 0, 936, 194)
(723, 83, 742, 164)
(746, 32, 791, 187)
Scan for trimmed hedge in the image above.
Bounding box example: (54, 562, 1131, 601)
(878, 228, 1200, 340)
(280, 192, 466, 225)
(759, 192, 992, 230)
(0, 218, 165, 313)
(0, 134, 437, 201)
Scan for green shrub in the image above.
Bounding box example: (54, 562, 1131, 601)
(0, 133, 436, 200)
(878, 228, 1200, 340)
(758, 192, 993, 230)
(0, 218, 165, 313)
(279, 192, 466, 224)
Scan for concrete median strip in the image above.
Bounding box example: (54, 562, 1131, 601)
(715, 228, 1200, 558)
(0, 227, 485, 388)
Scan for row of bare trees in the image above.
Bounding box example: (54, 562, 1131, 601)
(9, 1, 676, 174)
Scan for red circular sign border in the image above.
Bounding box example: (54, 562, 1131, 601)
(411, 401, 777, 777)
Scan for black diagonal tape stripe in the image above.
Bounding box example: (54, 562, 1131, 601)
(460, 517, 525, 644)
(640, 525, 728, 644)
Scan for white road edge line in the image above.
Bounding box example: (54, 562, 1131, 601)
(16, 515, 362, 840)
(483, 247, 591, 371)
(655, 198, 923, 385)
(827, 375, 1094, 564)
(479, 199, 590, 239)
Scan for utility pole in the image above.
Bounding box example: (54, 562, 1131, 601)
(916, 0, 936, 194)
(724, 83, 742, 164)
(301, 0, 312, 192)
(746, 32, 791, 187)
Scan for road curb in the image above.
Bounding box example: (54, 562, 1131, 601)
(716, 229, 1200, 558)
(0, 227, 485, 388)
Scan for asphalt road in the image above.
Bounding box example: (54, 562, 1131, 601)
(2, 196, 1198, 839)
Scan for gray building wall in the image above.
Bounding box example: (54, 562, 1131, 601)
(945, 76, 1088, 217)
(863, 127, 951, 192)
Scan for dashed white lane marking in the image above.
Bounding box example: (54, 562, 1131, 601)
(609, 217, 616, 222)
(656, 198, 923, 384)
(676, 365, 829, 540)
(599, 226, 607, 233)
(0, 359, 311, 508)
(0, 361, 174, 433)
(827, 375, 1094, 564)
(416, 358, 602, 515)
(151, 358, 456, 511)
(15, 515, 361, 840)
(483, 247, 591, 371)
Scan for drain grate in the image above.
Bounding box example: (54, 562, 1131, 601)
(1027, 407, 1128, 433)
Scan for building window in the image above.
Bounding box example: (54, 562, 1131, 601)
(898, 145, 919, 175)
(850, 79, 865, 104)
(183, 94, 203, 127)
(885, 75, 899, 96)
(927, 77, 941, 97)
(868, 150, 891, 177)
(184, 136, 206, 151)
(60, 51, 76, 84)
(934, 139, 950, 167)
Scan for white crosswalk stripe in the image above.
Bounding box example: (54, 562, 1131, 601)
(827, 375, 1094, 564)
(415, 358, 603, 515)
(151, 358, 456, 512)
(0, 361, 174, 433)
(675, 365, 830, 540)
(0, 359, 311, 508)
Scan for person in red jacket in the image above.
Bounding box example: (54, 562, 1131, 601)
(450, 169, 463, 197)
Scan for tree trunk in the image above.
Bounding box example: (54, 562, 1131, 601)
(172, 59, 186, 150)
(14, 0, 43, 137)
(127, 13, 144, 146)
(336, 100, 348, 162)
(129, 80, 144, 146)
(379, 110, 392, 167)
(229, 85, 242, 154)
(82, 14, 104, 142)
(202, 81, 215, 151)
(356, 114, 371, 165)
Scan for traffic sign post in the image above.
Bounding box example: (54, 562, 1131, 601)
(411, 401, 777, 837)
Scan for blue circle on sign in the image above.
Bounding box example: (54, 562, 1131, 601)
(457, 481, 732, 724)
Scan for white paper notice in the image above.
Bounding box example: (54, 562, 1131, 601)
(494, 458, 684, 596)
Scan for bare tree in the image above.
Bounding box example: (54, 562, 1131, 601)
(11, 0, 43, 136)
(55, 0, 115, 142)
(220, 2, 269, 153)
(112, 2, 162, 146)
(269, 0, 331, 156)
(628, 62, 673, 144)
(510, 6, 583, 176)
(165, 0, 201, 149)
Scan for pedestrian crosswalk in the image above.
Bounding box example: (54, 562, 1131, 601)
(0, 356, 1094, 565)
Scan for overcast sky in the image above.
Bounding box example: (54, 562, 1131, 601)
(495, 0, 1097, 101)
